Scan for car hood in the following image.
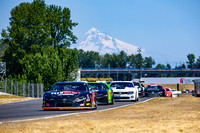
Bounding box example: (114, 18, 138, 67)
(44, 90, 89, 99)
(112, 87, 136, 92)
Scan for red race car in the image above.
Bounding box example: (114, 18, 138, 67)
(164, 88, 172, 97)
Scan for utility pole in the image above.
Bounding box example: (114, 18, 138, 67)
(108, 63, 110, 79)
(137, 47, 142, 82)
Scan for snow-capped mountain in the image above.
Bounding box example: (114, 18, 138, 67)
(74, 28, 142, 55)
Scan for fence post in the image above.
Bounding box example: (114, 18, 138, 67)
(28, 83, 30, 97)
(23, 82, 25, 97)
(16, 82, 18, 96)
(11, 80, 13, 95)
(40, 84, 43, 97)
(14, 81, 16, 95)
(32, 83, 34, 97)
(37, 84, 39, 98)
(4, 80, 6, 93)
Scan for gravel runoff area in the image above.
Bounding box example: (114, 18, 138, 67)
(0, 94, 199, 133)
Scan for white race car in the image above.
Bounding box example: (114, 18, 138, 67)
(171, 89, 182, 97)
(110, 81, 139, 101)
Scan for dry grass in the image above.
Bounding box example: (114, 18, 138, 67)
(0, 95, 32, 104)
(0, 94, 200, 133)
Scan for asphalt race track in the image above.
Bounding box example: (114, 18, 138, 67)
(0, 97, 152, 123)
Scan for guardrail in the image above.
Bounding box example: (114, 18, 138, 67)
(81, 68, 200, 71)
(0, 80, 43, 98)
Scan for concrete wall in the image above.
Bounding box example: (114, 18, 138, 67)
(133, 77, 200, 84)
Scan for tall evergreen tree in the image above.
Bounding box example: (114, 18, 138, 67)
(187, 54, 195, 68)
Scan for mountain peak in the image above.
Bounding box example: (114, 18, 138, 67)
(86, 27, 100, 35)
(75, 28, 142, 55)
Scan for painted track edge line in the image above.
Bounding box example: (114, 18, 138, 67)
(0, 97, 156, 124)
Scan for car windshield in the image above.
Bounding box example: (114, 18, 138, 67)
(50, 83, 88, 92)
(88, 83, 107, 91)
(147, 86, 163, 90)
(133, 82, 140, 86)
(111, 82, 133, 89)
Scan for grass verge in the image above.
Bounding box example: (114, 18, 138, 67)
(0, 95, 32, 104)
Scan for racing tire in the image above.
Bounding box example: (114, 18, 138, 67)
(110, 96, 114, 105)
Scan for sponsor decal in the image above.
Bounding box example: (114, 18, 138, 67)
(92, 91, 96, 106)
(51, 91, 80, 95)
(180, 78, 184, 84)
(62, 91, 80, 94)
(86, 94, 90, 102)
(80, 103, 84, 107)
(46, 103, 50, 107)
(86, 103, 90, 106)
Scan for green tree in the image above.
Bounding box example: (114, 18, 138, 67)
(101, 53, 112, 68)
(77, 49, 101, 68)
(118, 51, 128, 68)
(1, 0, 78, 89)
(143, 57, 155, 68)
(134, 53, 143, 68)
(187, 54, 195, 68)
(128, 54, 136, 68)
(166, 63, 171, 69)
(156, 64, 165, 69)
(45, 5, 78, 48)
(196, 56, 200, 68)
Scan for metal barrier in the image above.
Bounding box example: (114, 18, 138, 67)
(193, 79, 200, 97)
(0, 80, 43, 98)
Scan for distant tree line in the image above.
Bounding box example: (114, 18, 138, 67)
(76, 49, 200, 69)
(76, 49, 156, 68)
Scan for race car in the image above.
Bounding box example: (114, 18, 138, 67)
(88, 82, 114, 105)
(42, 82, 97, 110)
(165, 88, 172, 97)
(110, 81, 139, 101)
(133, 82, 145, 97)
(145, 84, 166, 97)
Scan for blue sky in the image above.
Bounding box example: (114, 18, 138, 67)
(0, 0, 200, 67)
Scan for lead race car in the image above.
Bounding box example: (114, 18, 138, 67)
(42, 82, 97, 110)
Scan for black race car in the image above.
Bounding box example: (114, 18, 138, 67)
(42, 82, 97, 110)
(88, 82, 114, 105)
(145, 84, 166, 97)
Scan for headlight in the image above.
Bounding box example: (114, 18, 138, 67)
(127, 91, 134, 94)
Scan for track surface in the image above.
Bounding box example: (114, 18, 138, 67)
(0, 97, 150, 123)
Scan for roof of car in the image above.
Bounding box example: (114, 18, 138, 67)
(55, 82, 87, 85)
(111, 81, 133, 82)
(88, 82, 105, 84)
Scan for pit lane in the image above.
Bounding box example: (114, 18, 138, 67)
(0, 97, 152, 123)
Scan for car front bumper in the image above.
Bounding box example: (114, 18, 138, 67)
(114, 94, 135, 101)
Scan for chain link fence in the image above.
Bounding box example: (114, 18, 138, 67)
(0, 80, 43, 98)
